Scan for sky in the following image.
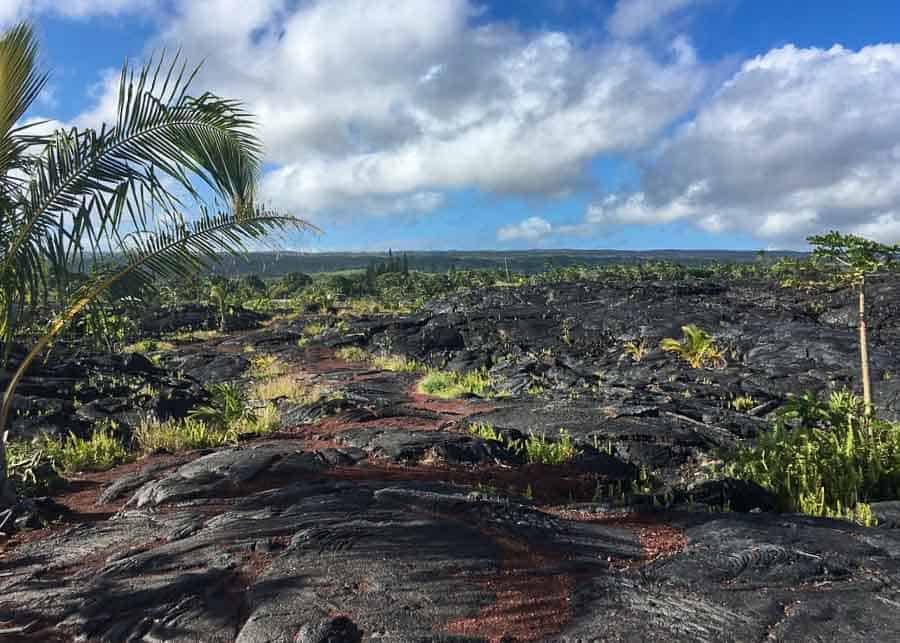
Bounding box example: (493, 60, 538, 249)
(6, 0, 900, 252)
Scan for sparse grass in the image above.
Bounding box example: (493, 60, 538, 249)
(167, 329, 225, 343)
(660, 324, 726, 369)
(43, 427, 130, 473)
(371, 353, 425, 373)
(251, 374, 328, 404)
(466, 422, 580, 465)
(135, 416, 237, 453)
(135, 403, 280, 453)
(732, 395, 758, 412)
(336, 346, 369, 362)
(467, 422, 504, 442)
(123, 339, 176, 354)
(249, 354, 288, 378)
(511, 429, 580, 465)
(417, 368, 494, 399)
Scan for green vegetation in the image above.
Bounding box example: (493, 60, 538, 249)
(731, 395, 758, 412)
(124, 339, 177, 354)
(512, 429, 580, 465)
(336, 346, 370, 362)
(189, 383, 258, 429)
(622, 339, 650, 363)
(0, 24, 311, 506)
(135, 416, 237, 453)
(728, 391, 900, 525)
(805, 232, 900, 415)
(370, 353, 425, 373)
(467, 422, 504, 442)
(417, 368, 495, 399)
(660, 325, 726, 369)
(466, 423, 580, 465)
(44, 428, 130, 473)
(4, 441, 64, 496)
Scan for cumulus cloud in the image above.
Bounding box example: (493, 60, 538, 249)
(606, 0, 703, 39)
(71, 0, 707, 219)
(587, 44, 900, 245)
(497, 217, 554, 241)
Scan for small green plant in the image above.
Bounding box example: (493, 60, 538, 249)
(336, 346, 370, 362)
(123, 339, 176, 354)
(189, 382, 257, 429)
(623, 339, 650, 363)
(4, 441, 64, 496)
(727, 390, 900, 526)
(732, 395, 758, 412)
(250, 354, 288, 378)
(467, 422, 504, 442)
(660, 324, 726, 369)
(370, 353, 425, 373)
(510, 429, 580, 465)
(44, 427, 130, 473)
(417, 368, 494, 399)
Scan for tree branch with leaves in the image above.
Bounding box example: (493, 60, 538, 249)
(807, 231, 900, 416)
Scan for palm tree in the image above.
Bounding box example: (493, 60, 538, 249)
(660, 324, 726, 369)
(0, 24, 315, 508)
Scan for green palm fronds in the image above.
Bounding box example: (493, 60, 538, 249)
(0, 23, 316, 504)
(660, 324, 726, 369)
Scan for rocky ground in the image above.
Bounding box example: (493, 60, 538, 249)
(3, 278, 900, 641)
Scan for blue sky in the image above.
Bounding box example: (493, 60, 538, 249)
(11, 0, 900, 251)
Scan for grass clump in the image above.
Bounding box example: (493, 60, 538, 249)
(467, 422, 504, 442)
(511, 429, 580, 465)
(466, 423, 580, 465)
(336, 346, 370, 362)
(417, 368, 494, 399)
(4, 441, 65, 496)
(135, 416, 237, 453)
(371, 353, 425, 373)
(123, 339, 176, 354)
(43, 427, 130, 473)
(249, 354, 288, 378)
(251, 374, 328, 405)
(660, 324, 726, 369)
(622, 339, 650, 363)
(731, 395, 758, 412)
(727, 390, 900, 526)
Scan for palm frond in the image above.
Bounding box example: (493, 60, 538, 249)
(0, 208, 316, 434)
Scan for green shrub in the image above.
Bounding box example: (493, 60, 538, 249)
(44, 428, 130, 473)
(727, 391, 900, 525)
(417, 368, 494, 399)
(660, 324, 726, 369)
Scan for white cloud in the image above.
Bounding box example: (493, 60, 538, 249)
(497, 216, 554, 242)
(72, 0, 707, 218)
(606, 0, 703, 39)
(587, 44, 900, 245)
(0, 0, 157, 25)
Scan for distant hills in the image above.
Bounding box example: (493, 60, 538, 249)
(209, 249, 805, 277)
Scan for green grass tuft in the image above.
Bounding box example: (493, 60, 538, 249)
(417, 368, 494, 399)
